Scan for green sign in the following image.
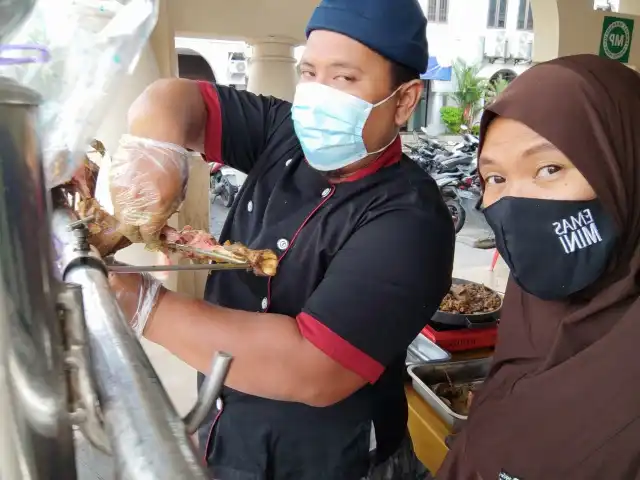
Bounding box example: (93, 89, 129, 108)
(599, 16, 634, 63)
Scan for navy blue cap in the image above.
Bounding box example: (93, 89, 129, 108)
(306, 0, 429, 74)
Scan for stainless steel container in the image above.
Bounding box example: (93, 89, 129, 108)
(407, 358, 492, 427)
(0, 0, 36, 42)
(0, 77, 77, 479)
(405, 334, 451, 365)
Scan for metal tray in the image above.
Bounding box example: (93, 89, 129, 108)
(405, 334, 451, 365)
(407, 358, 492, 427)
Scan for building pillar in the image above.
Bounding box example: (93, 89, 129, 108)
(150, 0, 177, 78)
(426, 92, 446, 136)
(618, 0, 640, 15)
(247, 37, 299, 102)
(175, 156, 211, 299)
(531, 0, 561, 62)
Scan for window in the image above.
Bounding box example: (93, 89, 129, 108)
(487, 0, 508, 28)
(594, 0, 615, 11)
(427, 0, 449, 23)
(517, 0, 534, 30)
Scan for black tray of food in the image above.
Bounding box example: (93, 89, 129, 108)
(432, 278, 502, 328)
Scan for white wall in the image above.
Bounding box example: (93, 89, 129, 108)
(96, 46, 160, 152)
(425, 0, 489, 66)
(423, 0, 537, 132)
(426, 0, 535, 70)
(595, 0, 619, 10)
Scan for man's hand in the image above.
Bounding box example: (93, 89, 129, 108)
(108, 271, 165, 337)
(109, 135, 190, 244)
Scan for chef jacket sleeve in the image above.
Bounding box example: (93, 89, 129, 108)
(197, 81, 293, 174)
(297, 208, 454, 384)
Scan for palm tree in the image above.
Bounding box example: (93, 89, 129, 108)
(451, 59, 487, 126)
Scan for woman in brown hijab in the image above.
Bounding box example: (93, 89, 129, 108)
(437, 54, 640, 480)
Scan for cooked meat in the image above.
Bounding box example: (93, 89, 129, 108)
(433, 382, 478, 416)
(62, 154, 133, 257)
(59, 146, 278, 276)
(439, 283, 501, 314)
(161, 226, 278, 276)
(77, 196, 132, 257)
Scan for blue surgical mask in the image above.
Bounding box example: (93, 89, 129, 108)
(291, 82, 399, 171)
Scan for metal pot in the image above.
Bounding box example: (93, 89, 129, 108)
(431, 278, 502, 329)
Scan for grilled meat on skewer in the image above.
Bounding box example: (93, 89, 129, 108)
(59, 147, 278, 276)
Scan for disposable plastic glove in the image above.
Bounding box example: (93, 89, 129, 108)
(109, 134, 190, 245)
(108, 272, 164, 338)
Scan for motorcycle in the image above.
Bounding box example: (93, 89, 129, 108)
(457, 125, 480, 153)
(436, 152, 475, 174)
(210, 163, 239, 208)
(410, 130, 478, 177)
(408, 132, 482, 233)
(408, 143, 472, 173)
(434, 172, 467, 234)
(433, 163, 483, 234)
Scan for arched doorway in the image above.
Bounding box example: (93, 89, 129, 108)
(177, 48, 217, 82)
(489, 69, 517, 83)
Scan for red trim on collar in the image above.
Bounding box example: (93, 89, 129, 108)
(332, 136, 403, 184)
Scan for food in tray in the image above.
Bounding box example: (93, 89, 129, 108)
(439, 282, 501, 314)
(57, 145, 278, 277)
(433, 382, 479, 416)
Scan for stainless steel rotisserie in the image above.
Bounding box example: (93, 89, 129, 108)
(0, 76, 77, 480)
(0, 74, 231, 480)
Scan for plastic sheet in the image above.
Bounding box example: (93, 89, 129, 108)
(108, 270, 163, 338)
(2, 0, 159, 189)
(109, 134, 190, 244)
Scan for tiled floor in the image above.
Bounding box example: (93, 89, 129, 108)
(76, 197, 509, 479)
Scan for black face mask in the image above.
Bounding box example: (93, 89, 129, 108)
(483, 197, 617, 300)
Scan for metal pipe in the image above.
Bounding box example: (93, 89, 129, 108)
(65, 266, 209, 480)
(0, 76, 77, 480)
(184, 352, 232, 435)
(52, 207, 210, 479)
(58, 283, 111, 454)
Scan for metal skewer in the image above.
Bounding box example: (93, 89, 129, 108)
(67, 215, 95, 230)
(107, 263, 251, 273)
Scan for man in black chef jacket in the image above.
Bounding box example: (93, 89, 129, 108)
(108, 0, 454, 478)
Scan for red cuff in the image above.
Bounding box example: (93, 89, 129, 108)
(196, 81, 223, 164)
(296, 312, 384, 384)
